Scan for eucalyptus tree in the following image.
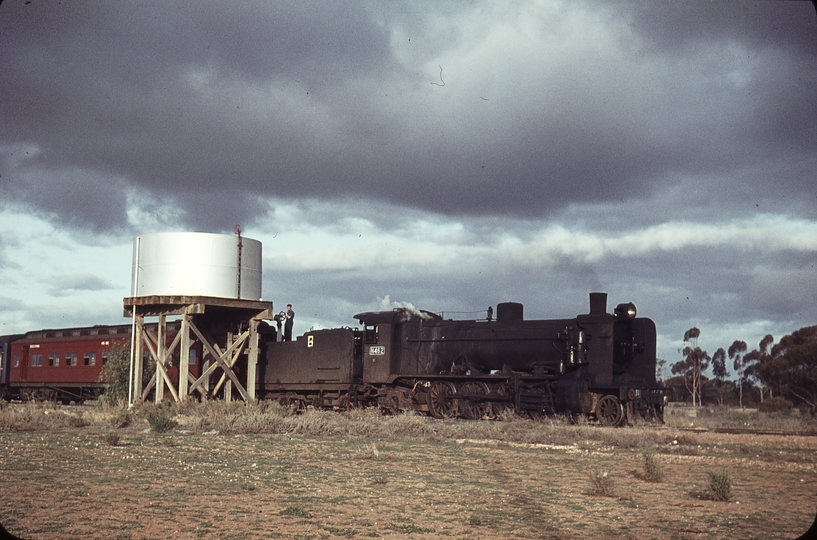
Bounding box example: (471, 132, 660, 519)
(728, 340, 748, 408)
(711, 347, 728, 406)
(764, 327, 817, 414)
(745, 334, 774, 402)
(672, 327, 710, 407)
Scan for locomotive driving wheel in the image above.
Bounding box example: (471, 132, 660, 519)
(596, 394, 624, 426)
(457, 381, 490, 420)
(426, 381, 457, 419)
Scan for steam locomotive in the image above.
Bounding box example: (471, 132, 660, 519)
(1, 293, 665, 425)
(261, 292, 664, 425)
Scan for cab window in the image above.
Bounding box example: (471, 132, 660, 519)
(364, 325, 378, 344)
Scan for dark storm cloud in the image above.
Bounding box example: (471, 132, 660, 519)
(2, 162, 130, 232)
(1, 1, 815, 233)
(618, 1, 817, 55)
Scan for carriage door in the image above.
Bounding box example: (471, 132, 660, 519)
(20, 345, 29, 381)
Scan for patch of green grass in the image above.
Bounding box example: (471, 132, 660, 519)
(279, 506, 312, 519)
(468, 511, 502, 527)
(322, 525, 358, 537)
(386, 521, 435, 534)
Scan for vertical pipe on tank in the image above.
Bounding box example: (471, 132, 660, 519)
(236, 231, 243, 299)
(589, 292, 607, 315)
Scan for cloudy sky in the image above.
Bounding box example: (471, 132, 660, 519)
(1, 1, 815, 377)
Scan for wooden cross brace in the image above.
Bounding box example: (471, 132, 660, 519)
(186, 319, 251, 402)
(139, 324, 183, 403)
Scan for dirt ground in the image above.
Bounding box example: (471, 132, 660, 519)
(1, 422, 816, 539)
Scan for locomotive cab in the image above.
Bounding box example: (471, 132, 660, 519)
(354, 308, 442, 383)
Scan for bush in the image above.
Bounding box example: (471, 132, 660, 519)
(758, 396, 794, 414)
(146, 408, 178, 433)
(642, 450, 665, 482)
(104, 432, 121, 446)
(98, 344, 131, 407)
(589, 470, 615, 497)
(705, 468, 732, 501)
(352, 442, 380, 460)
(65, 413, 90, 428)
(110, 409, 131, 428)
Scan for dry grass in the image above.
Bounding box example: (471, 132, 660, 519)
(665, 404, 817, 433)
(1, 400, 815, 452)
(1, 401, 816, 539)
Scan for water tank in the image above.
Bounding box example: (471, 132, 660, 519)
(131, 232, 262, 300)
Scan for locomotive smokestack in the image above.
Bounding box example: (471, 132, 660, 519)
(589, 292, 607, 315)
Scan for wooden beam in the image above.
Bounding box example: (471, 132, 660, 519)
(155, 315, 164, 403)
(132, 314, 145, 403)
(179, 314, 191, 399)
(247, 319, 259, 402)
(123, 295, 272, 319)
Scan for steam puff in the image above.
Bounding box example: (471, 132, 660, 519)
(377, 295, 434, 320)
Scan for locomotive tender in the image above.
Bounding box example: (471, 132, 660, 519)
(1, 292, 665, 425)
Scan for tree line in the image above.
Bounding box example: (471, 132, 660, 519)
(663, 324, 817, 413)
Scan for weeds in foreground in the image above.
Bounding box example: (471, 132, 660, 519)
(642, 450, 665, 482)
(65, 413, 89, 428)
(589, 470, 615, 497)
(280, 506, 312, 519)
(352, 442, 380, 460)
(103, 432, 121, 446)
(109, 409, 131, 429)
(146, 409, 178, 433)
(705, 468, 732, 501)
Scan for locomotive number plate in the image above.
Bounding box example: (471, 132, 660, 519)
(369, 346, 386, 356)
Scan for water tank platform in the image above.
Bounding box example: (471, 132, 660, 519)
(123, 295, 273, 320)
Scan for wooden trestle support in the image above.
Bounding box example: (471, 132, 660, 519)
(123, 296, 273, 404)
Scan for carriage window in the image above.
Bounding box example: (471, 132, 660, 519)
(49, 353, 60, 367)
(32, 354, 43, 367)
(364, 325, 378, 343)
(84, 352, 96, 366)
(67, 353, 77, 366)
(13, 354, 20, 367)
(188, 349, 197, 365)
(102, 352, 109, 365)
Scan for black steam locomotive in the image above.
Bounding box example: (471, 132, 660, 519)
(260, 293, 665, 425)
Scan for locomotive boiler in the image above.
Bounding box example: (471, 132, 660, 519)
(260, 292, 665, 425)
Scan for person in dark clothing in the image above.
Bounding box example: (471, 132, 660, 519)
(284, 304, 294, 341)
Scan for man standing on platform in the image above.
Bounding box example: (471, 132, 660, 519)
(284, 303, 295, 341)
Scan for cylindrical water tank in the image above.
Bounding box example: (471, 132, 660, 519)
(131, 232, 262, 300)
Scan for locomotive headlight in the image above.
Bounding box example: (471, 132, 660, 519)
(614, 303, 637, 320)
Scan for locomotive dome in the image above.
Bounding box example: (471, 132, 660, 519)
(131, 231, 263, 300)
